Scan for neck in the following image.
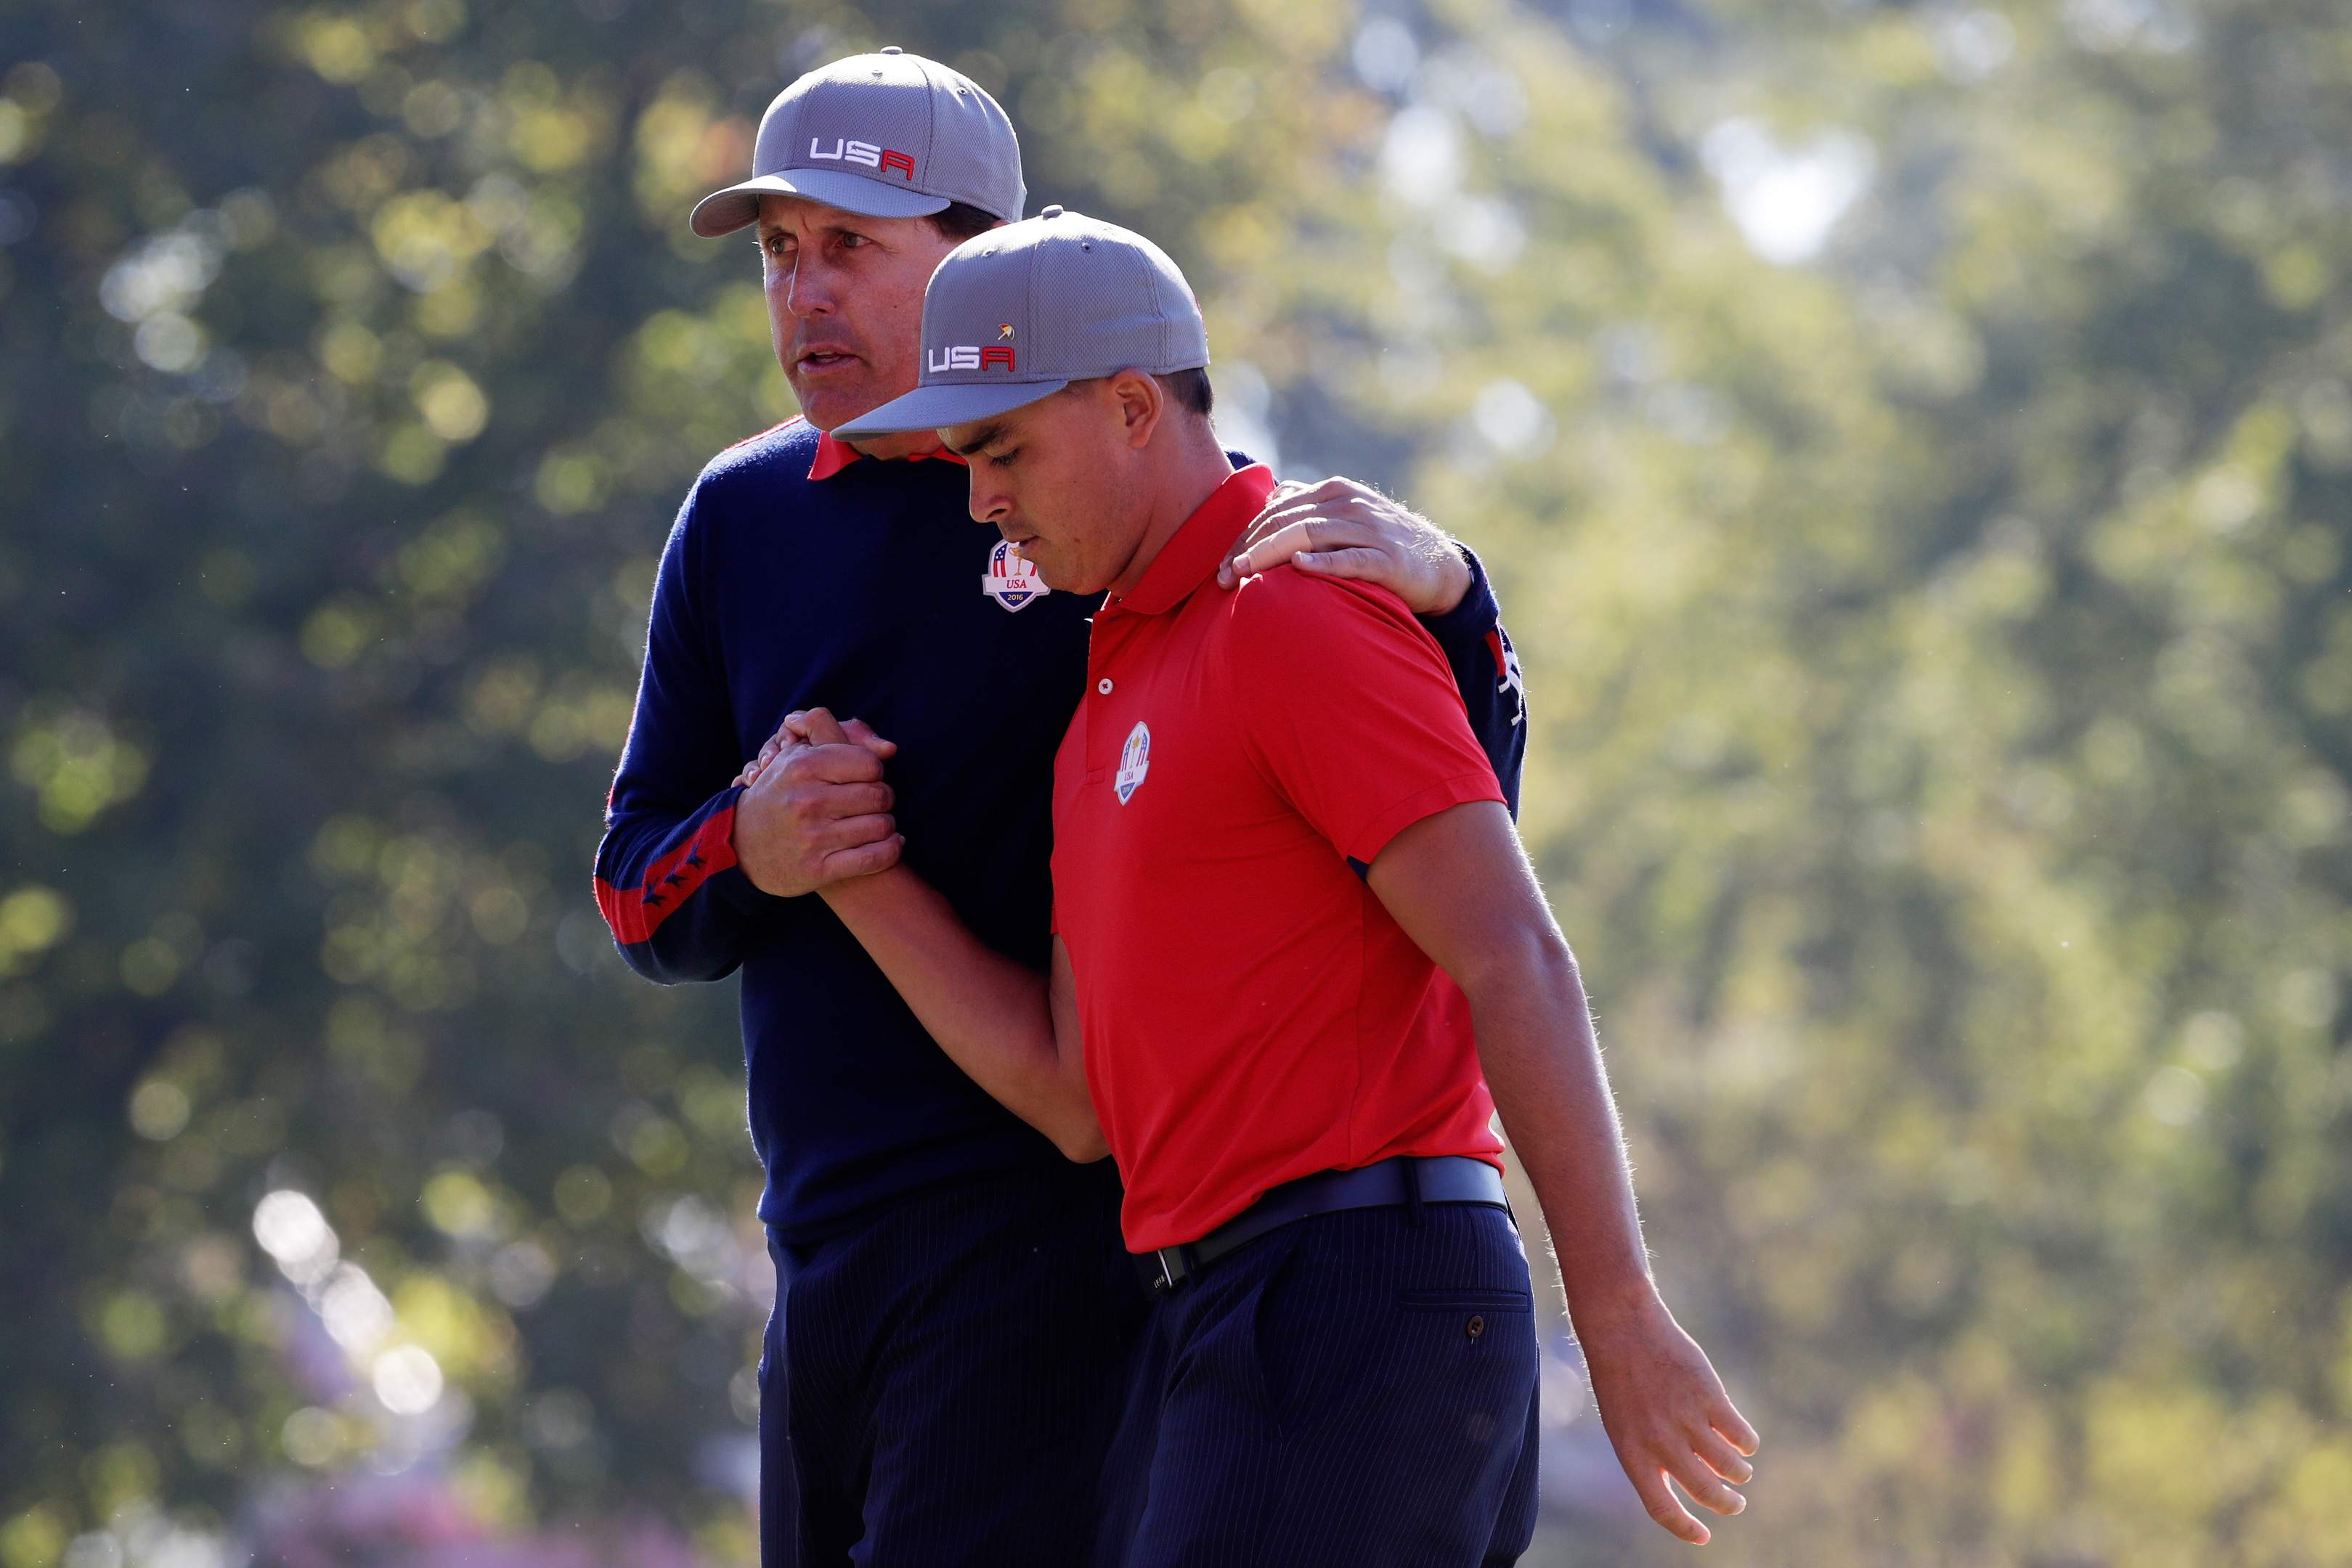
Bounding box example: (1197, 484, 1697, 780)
(842, 429, 945, 462)
(1105, 428, 1237, 598)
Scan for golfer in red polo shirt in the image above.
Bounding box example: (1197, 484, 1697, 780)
(786, 211, 1758, 1564)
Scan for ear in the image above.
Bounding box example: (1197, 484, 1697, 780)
(1107, 368, 1165, 452)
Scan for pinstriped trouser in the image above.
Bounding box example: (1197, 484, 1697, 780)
(1092, 1204, 1541, 1568)
(760, 1158, 1149, 1568)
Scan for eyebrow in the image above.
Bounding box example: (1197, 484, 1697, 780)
(948, 423, 1007, 457)
(756, 219, 869, 243)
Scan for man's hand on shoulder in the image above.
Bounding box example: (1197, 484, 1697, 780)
(1216, 476, 1473, 616)
(731, 707, 903, 897)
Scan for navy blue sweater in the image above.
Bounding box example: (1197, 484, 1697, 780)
(597, 420, 1526, 1243)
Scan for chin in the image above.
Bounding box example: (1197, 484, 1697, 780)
(1041, 563, 1101, 595)
(789, 380, 876, 433)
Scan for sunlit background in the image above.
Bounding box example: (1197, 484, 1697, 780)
(4, 0, 2349, 1564)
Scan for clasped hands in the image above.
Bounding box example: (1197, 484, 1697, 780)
(731, 708, 900, 898)
(730, 479, 1475, 897)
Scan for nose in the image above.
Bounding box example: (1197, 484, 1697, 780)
(776, 248, 831, 320)
(966, 471, 1009, 526)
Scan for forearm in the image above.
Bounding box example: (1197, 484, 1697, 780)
(1461, 934, 1657, 1333)
(595, 792, 763, 982)
(818, 867, 1105, 1160)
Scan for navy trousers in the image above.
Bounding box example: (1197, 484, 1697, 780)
(1094, 1204, 1541, 1568)
(760, 1158, 1148, 1567)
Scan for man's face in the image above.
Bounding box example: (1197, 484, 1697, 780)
(946, 380, 1152, 595)
(756, 194, 964, 435)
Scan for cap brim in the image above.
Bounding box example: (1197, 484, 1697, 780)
(832, 378, 1071, 441)
(689, 170, 952, 237)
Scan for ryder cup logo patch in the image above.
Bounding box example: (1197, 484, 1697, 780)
(982, 539, 1049, 611)
(1115, 722, 1151, 804)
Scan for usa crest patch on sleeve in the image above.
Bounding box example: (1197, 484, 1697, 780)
(982, 539, 1050, 611)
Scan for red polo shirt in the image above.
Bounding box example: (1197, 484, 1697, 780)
(1052, 464, 1508, 1252)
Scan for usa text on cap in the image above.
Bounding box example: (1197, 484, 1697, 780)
(690, 50, 1024, 237)
(834, 208, 1210, 439)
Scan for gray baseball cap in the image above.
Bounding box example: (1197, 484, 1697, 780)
(834, 207, 1210, 439)
(689, 48, 1024, 237)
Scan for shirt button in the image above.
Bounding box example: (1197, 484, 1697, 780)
(1097, 679, 1113, 695)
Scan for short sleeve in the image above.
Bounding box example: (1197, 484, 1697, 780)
(1219, 571, 1506, 866)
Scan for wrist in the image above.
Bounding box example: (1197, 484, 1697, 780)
(1565, 1269, 1666, 1342)
(815, 861, 905, 908)
(1410, 542, 1476, 619)
(1434, 543, 1473, 616)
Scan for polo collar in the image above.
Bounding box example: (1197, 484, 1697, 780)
(807, 423, 969, 481)
(1110, 464, 1278, 617)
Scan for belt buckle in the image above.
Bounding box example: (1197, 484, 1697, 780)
(1149, 1249, 1179, 1294)
(1147, 1246, 1187, 1294)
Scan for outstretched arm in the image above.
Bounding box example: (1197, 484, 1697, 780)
(771, 709, 1104, 1161)
(1367, 799, 1759, 1545)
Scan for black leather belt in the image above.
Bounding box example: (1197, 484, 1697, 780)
(1133, 1155, 1508, 1295)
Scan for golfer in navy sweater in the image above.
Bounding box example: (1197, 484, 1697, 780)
(594, 52, 1528, 1567)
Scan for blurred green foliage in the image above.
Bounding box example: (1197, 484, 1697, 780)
(0, 0, 2347, 1564)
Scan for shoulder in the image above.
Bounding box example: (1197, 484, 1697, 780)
(1216, 565, 1433, 664)
(664, 418, 823, 560)
(672, 416, 816, 526)
(1207, 566, 1453, 714)
(692, 416, 818, 500)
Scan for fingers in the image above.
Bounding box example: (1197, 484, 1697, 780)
(807, 812, 898, 853)
(1583, 1316, 1758, 1545)
(1627, 1466, 1710, 1546)
(1226, 515, 1383, 585)
(781, 707, 896, 759)
(795, 707, 850, 746)
(1714, 1398, 1761, 1456)
(1285, 544, 1396, 580)
(839, 716, 899, 758)
(1693, 1424, 1756, 1485)
(1665, 1446, 1747, 1517)
(794, 780, 893, 821)
(799, 748, 888, 790)
(1218, 481, 1380, 587)
(818, 833, 903, 883)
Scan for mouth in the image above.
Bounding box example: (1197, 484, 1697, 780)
(794, 348, 860, 375)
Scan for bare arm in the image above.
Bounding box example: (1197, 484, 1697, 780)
(1367, 800, 1759, 1545)
(773, 710, 1103, 1161)
(820, 870, 1102, 1161)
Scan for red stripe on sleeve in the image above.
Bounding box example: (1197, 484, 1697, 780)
(595, 804, 740, 947)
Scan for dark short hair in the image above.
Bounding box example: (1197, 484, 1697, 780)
(1158, 367, 1213, 417)
(1060, 367, 1216, 420)
(928, 201, 1002, 243)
